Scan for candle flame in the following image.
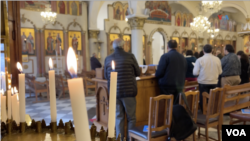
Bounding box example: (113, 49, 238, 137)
(8, 85, 11, 90)
(49, 58, 53, 70)
(1, 89, 3, 95)
(112, 60, 115, 70)
(67, 47, 77, 77)
(17, 62, 23, 73)
(17, 94, 19, 101)
(14, 87, 18, 93)
(11, 87, 14, 94)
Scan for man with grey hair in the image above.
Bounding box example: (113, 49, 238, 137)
(104, 38, 140, 140)
(90, 53, 102, 70)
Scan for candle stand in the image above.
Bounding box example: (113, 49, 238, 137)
(1, 119, 125, 141)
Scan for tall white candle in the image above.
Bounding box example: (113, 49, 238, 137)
(11, 88, 18, 123)
(67, 47, 91, 141)
(1, 89, 7, 122)
(48, 58, 57, 122)
(108, 60, 118, 138)
(16, 93, 20, 125)
(7, 86, 12, 119)
(17, 62, 26, 122)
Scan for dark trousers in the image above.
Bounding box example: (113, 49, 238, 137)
(160, 87, 182, 105)
(199, 84, 217, 112)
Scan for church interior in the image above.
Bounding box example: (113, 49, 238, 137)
(1, 1, 250, 141)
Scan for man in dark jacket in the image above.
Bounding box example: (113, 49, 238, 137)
(104, 38, 140, 140)
(90, 53, 102, 70)
(155, 40, 187, 104)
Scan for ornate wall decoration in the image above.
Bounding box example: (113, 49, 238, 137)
(108, 25, 122, 33)
(123, 35, 131, 53)
(232, 35, 237, 41)
(21, 28, 36, 55)
(187, 13, 193, 27)
(44, 30, 64, 55)
(112, 1, 126, 21)
(67, 20, 84, 32)
(181, 31, 189, 38)
(88, 30, 100, 39)
(225, 34, 231, 41)
(172, 30, 180, 37)
(122, 27, 130, 35)
(43, 21, 65, 30)
(182, 13, 188, 27)
(175, 12, 182, 26)
(209, 13, 237, 32)
(68, 31, 82, 53)
(189, 31, 197, 38)
(127, 17, 146, 30)
(145, 1, 171, 23)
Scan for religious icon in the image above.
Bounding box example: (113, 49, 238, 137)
(123, 35, 131, 53)
(146, 1, 171, 22)
(109, 34, 119, 54)
(183, 14, 187, 27)
(220, 15, 228, 30)
(244, 35, 250, 54)
(21, 28, 35, 55)
(55, 33, 62, 55)
(71, 1, 77, 15)
(209, 18, 214, 28)
(45, 30, 64, 55)
(47, 32, 54, 55)
(58, 1, 65, 14)
(189, 38, 197, 51)
(72, 34, 78, 53)
(228, 21, 233, 31)
(26, 32, 34, 54)
(175, 12, 181, 26)
(214, 18, 219, 29)
(114, 4, 122, 20)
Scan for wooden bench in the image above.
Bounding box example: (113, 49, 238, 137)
(78, 70, 96, 96)
(184, 80, 199, 92)
(56, 74, 69, 99)
(25, 74, 49, 103)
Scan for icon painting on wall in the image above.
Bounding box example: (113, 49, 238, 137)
(68, 31, 82, 54)
(244, 35, 250, 55)
(113, 2, 124, 20)
(123, 35, 131, 53)
(145, 1, 171, 23)
(21, 28, 35, 55)
(44, 30, 64, 55)
(175, 12, 182, 26)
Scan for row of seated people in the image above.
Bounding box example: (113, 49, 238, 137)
(25, 70, 97, 103)
(129, 82, 250, 141)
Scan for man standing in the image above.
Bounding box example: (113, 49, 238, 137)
(90, 53, 102, 70)
(104, 38, 140, 140)
(155, 40, 187, 104)
(216, 50, 223, 59)
(193, 44, 222, 112)
(220, 44, 241, 87)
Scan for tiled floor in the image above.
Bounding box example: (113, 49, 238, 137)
(25, 89, 96, 126)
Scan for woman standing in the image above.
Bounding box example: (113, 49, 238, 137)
(237, 51, 249, 84)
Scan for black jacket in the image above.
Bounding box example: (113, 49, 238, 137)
(240, 58, 249, 84)
(155, 49, 187, 90)
(104, 48, 140, 98)
(90, 56, 102, 70)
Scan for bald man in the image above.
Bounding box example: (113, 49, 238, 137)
(104, 38, 140, 140)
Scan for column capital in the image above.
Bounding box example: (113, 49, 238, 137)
(127, 17, 146, 30)
(88, 30, 100, 39)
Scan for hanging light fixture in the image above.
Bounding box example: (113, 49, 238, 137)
(190, 12, 210, 34)
(202, 1, 223, 13)
(207, 27, 220, 38)
(40, 4, 57, 24)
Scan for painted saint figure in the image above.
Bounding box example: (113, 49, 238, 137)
(71, 1, 77, 15)
(21, 32, 27, 53)
(58, 1, 65, 14)
(115, 6, 121, 20)
(27, 32, 34, 54)
(55, 33, 62, 54)
(245, 36, 250, 53)
(72, 34, 78, 52)
(177, 15, 181, 26)
(47, 32, 54, 54)
(183, 16, 187, 27)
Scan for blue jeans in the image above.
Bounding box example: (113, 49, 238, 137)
(115, 97, 136, 141)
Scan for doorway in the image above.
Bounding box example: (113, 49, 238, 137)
(151, 32, 165, 64)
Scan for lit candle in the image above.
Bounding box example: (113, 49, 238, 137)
(48, 58, 57, 122)
(17, 62, 26, 122)
(11, 87, 18, 123)
(67, 47, 91, 141)
(1, 89, 7, 123)
(7, 85, 12, 119)
(16, 91, 20, 125)
(108, 60, 118, 138)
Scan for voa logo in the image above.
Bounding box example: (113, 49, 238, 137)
(226, 129, 246, 136)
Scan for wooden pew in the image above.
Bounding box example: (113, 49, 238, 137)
(25, 74, 49, 103)
(56, 74, 69, 99)
(183, 80, 199, 92)
(78, 70, 97, 96)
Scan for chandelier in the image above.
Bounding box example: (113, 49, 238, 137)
(190, 14, 210, 34)
(40, 4, 57, 24)
(202, 1, 222, 13)
(207, 27, 220, 38)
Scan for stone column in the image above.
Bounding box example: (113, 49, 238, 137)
(35, 28, 41, 77)
(40, 29, 45, 77)
(82, 32, 87, 71)
(88, 30, 100, 63)
(127, 17, 146, 65)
